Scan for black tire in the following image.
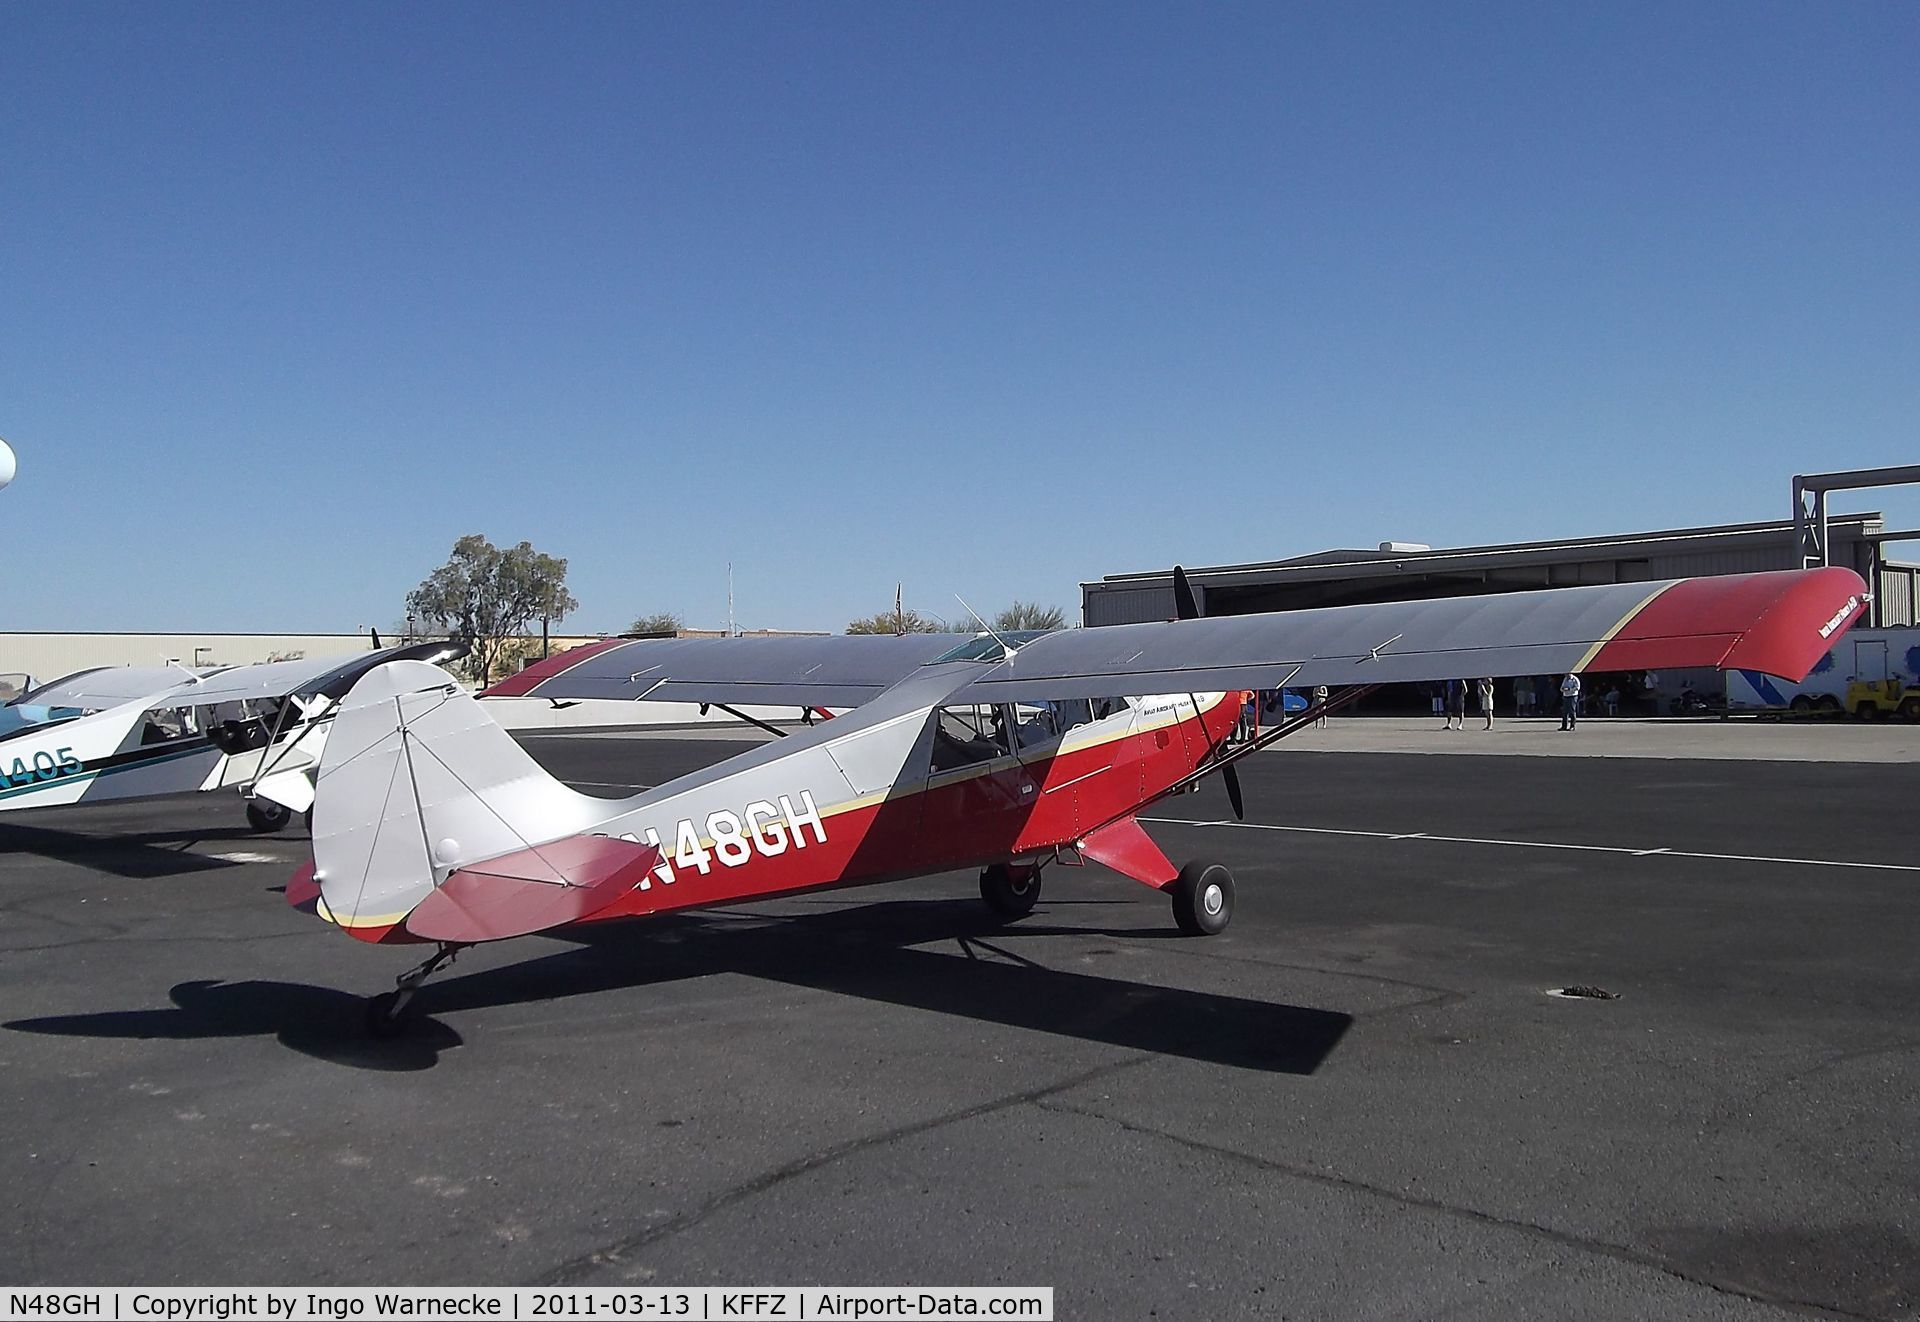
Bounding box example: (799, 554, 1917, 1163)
(979, 863, 1041, 918)
(1788, 696, 1813, 715)
(364, 990, 415, 1040)
(1857, 703, 1882, 722)
(1172, 860, 1235, 936)
(245, 799, 293, 833)
(1816, 696, 1842, 715)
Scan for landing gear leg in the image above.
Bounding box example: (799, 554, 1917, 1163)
(1171, 860, 1235, 936)
(365, 942, 465, 1039)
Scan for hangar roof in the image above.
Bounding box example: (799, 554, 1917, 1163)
(1087, 514, 1887, 590)
(1082, 513, 1912, 627)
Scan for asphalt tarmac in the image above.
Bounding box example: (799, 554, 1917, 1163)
(2, 733, 1915, 1320)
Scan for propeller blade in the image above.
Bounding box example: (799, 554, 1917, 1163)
(1173, 564, 1201, 620)
(1223, 762, 1245, 820)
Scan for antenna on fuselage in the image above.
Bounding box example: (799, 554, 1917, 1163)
(954, 594, 1020, 662)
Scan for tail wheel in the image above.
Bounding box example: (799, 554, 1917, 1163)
(364, 990, 417, 1040)
(979, 863, 1041, 919)
(1172, 860, 1235, 936)
(245, 799, 293, 833)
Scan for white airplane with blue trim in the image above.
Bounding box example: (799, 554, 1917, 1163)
(0, 642, 464, 831)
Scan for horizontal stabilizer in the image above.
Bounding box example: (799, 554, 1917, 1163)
(286, 861, 322, 912)
(404, 836, 662, 943)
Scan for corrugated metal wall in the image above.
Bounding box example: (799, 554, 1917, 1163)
(1083, 585, 1177, 627)
(1645, 546, 1786, 578)
(1877, 568, 1917, 627)
(0, 634, 374, 683)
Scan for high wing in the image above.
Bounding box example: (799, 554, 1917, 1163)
(16, 664, 225, 711)
(14, 643, 466, 716)
(138, 641, 468, 709)
(483, 633, 965, 707)
(948, 567, 1867, 704)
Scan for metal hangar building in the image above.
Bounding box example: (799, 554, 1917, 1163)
(1082, 513, 1914, 629)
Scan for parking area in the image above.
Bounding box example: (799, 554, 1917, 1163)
(1, 730, 1914, 1320)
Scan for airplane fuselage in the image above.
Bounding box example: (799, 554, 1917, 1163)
(329, 664, 1241, 943)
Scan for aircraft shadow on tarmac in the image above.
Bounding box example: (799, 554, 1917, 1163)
(0, 820, 269, 878)
(5, 897, 1352, 1076)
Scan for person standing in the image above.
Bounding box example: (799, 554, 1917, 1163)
(1559, 672, 1583, 731)
(1477, 676, 1495, 730)
(1516, 674, 1534, 717)
(1443, 678, 1465, 730)
(1314, 683, 1330, 729)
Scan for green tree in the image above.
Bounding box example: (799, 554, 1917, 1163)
(627, 612, 684, 636)
(406, 534, 579, 686)
(992, 601, 1067, 632)
(846, 608, 946, 635)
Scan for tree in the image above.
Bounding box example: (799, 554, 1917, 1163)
(627, 611, 684, 636)
(993, 601, 1067, 632)
(846, 608, 946, 635)
(406, 534, 579, 686)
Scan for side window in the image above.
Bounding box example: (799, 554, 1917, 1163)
(1007, 702, 1060, 752)
(138, 705, 200, 746)
(929, 704, 1010, 773)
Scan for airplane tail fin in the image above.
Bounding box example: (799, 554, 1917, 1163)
(309, 659, 620, 942)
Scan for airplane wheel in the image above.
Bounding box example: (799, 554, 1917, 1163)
(246, 800, 293, 833)
(979, 863, 1041, 919)
(1172, 860, 1234, 936)
(364, 991, 416, 1040)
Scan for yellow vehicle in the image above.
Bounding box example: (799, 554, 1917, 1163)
(1845, 678, 1920, 721)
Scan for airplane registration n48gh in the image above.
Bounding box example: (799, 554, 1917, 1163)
(285, 566, 1865, 1038)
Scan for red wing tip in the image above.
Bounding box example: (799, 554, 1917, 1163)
(480, 637, 626, 697)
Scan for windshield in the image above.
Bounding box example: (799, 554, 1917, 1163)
(932, 630, 1055, 664)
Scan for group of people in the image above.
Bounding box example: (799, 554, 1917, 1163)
(1438, 674, 1587, 731)
(1235, 683, 1333, 741)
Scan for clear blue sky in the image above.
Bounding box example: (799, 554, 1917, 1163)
(3, 2, 1915, 633)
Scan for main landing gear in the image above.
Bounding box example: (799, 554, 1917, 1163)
(1170, 859, 1235, 936)
(979, 856, 1238, 936)
(979, 863, 1042, 919)
(244, 799, 293, 833)
(365, 942, 466, 1039)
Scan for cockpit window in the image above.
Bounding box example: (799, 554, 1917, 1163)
(929, 704, 1010, 772)
(0, 673, 30, 705)
(138, 706, 201, 746)
(932, 631, 1055, 664)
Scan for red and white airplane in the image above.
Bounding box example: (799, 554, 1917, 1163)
(290, 566, 1866, 1036)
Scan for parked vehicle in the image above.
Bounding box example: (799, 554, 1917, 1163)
(1725, 627, 1920, 719)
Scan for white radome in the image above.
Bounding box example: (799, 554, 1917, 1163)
(0, 438, 13, 490)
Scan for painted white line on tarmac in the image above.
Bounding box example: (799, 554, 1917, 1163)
(1141, 818, 1920, 874)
